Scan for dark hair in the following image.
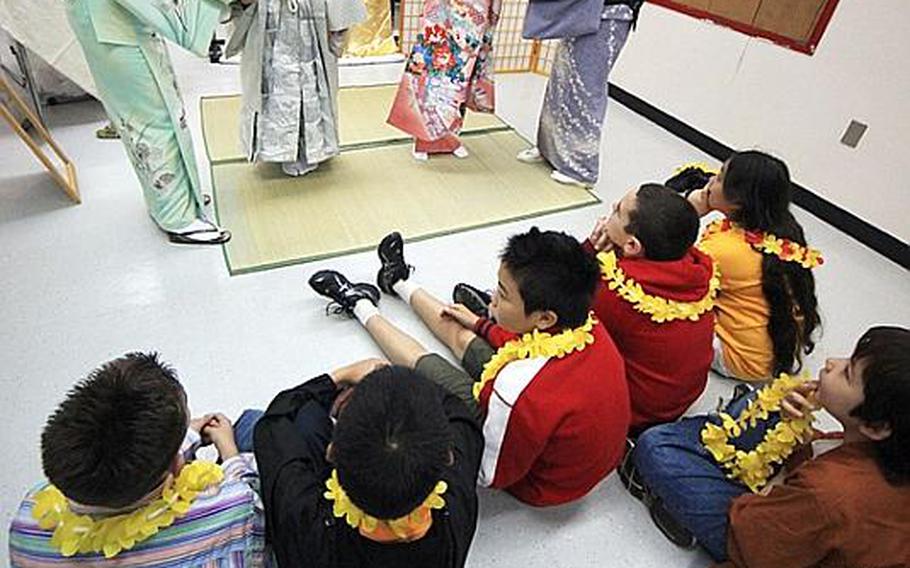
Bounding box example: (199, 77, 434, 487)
(333, 366, 452, 519)
(41, 353, 187, 507)
(626, 183, 700, 261)
(500, 227, 599, 328)
(724, 150, 821, 376)
(849, 326, 910, 484)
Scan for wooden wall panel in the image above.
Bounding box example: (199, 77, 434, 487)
(753, 0, 826, 41)
(706, 0, 761, 24)
(647, 0, 839, 54)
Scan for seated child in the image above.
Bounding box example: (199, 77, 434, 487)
(252, 360, 483, 567)
(687, 150, 822, 381)
(584, 183, 716, 432)
(307, 228, 630, 506)
(629, 326, 910, 566)
(8, 353, 266, 567)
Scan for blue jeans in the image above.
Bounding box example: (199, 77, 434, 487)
(234, 409, 265, 453)
(633, 391, 777, 561)
(233, 403, 333, 455)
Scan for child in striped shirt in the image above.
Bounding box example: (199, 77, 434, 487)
(8, 352, 267, 567)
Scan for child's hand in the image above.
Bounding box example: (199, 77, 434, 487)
(688, 188, 711, 217)
(331, 358, 390, 386)
(203, 414, 239, 460)
(781, 380, 819, 420)
(441, 303, 480, 330)
(190, 414, 215, 436)
(587, 216, 614, 252)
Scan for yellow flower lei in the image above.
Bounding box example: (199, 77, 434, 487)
(597, 251, 721, 323)
(324, 469, 447, 540)
(32, 460, 224, 558)
(472, 313, 597, 400)
(701, 373, 816, 493)
(702, 219, 824, 269)
(674, 161, 718, 176)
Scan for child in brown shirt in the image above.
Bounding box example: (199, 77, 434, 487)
(630, 326, 910, 566)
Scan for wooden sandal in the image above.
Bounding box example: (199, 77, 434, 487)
(167, 227, 231, 245)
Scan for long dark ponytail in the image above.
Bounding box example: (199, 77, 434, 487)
(724, 151, 821, 376)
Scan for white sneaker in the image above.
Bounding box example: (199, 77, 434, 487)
(516, 147, 543, 163)
(453, 145, 469, 159)
(550, 169, 593, 188)
(282, 162, 318, 177)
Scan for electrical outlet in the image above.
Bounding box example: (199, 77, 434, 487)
(840, 120, 868, 148)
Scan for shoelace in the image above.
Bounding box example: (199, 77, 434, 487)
(325, 302, 347, 316)
(323, 280, 353, 316)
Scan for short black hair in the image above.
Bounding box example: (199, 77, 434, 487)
(333, 366, 452, 519)
(500, 227, 598, 328)
(625, 183, 700, 261)
(849, 326, 910, 484)
(41, 353, 188, 507)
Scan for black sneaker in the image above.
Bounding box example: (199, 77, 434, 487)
(376, 232, 413, 295)
(648, 498, 697, 549)
(617, 438, 646, 502)
(452, 283, 492, 319)
(308, 270, 380, 317)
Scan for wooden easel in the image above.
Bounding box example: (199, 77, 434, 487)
(0, 75, 81, 203)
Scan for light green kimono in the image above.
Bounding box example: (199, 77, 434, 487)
(66, 0, 229, 231)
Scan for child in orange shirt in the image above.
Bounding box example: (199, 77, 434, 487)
(687, 151, 821, 381)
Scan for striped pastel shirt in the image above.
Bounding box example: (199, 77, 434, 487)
(8, 430, 268, 567)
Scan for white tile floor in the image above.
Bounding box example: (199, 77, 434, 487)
(1, 49, 908, 566)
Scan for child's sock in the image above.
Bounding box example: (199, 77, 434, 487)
(353, 299, 380, 326)
(392, 280, 421, 305)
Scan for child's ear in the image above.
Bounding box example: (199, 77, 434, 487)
(858, 421, 893, 442)
(621, 236, 644, 258)
(532, 310, 559, 330)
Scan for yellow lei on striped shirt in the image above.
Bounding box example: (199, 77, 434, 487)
(32, 460, 223, 558)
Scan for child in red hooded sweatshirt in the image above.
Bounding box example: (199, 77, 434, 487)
(585, 183, 718, 433)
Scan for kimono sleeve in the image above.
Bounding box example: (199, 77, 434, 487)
(326, 0, 367, 32)
(111, 0, 229, 56)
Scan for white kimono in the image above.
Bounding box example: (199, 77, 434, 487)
(229, 0, 365, 167)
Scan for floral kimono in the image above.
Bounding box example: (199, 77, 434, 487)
(65, 0, 230, 231)
(387, 0, 500, 153)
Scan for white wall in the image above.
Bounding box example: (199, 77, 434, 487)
(0, 0, 96, 96)
(609, 0, 910, 243)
